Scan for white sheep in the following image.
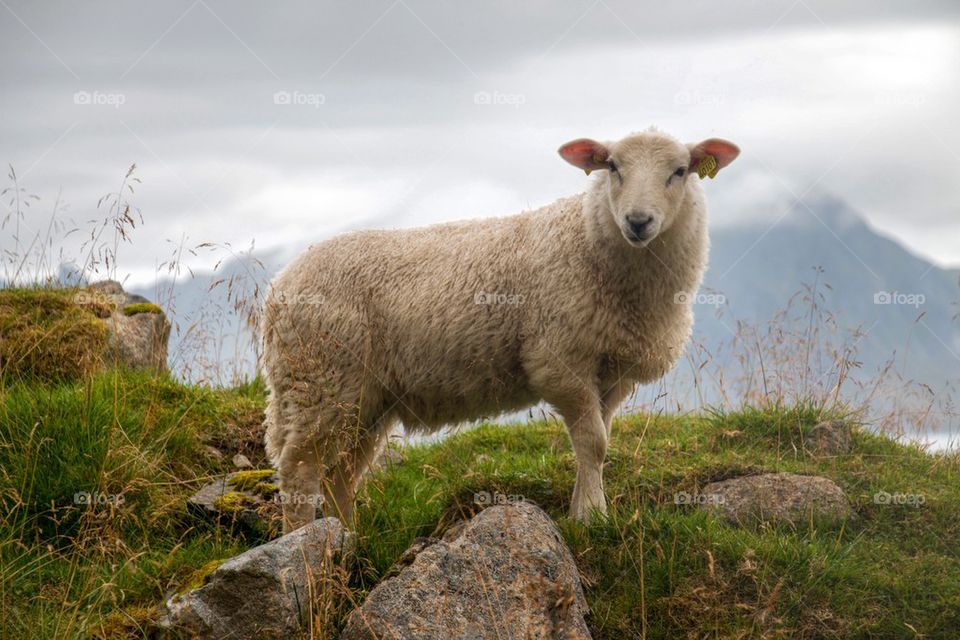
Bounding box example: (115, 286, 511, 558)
(261, 129, 740, 531)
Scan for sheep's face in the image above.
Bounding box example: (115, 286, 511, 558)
(559, 132, 740, 248)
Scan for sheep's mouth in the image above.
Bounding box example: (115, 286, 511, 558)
(622, 228, 656, 247)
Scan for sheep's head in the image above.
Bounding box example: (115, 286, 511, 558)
(559, 131, 739, 247)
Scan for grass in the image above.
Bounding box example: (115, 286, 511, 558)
(2, 369, 958, 639)
(0, 288, 110, 382)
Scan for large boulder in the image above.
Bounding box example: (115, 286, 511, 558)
(340, 501, 591, 640)
(160, 517, 354, 639)
(699, 472, 853, 525)
(88, 280, 170, 373)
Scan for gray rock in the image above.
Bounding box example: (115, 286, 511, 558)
(89, 280, 170, 373)
(340, 501, 591, 640)
(700, 472, 852, 525)
(161, 517, 353, 639)
(805, 420, 853, 455)
(232, 452, 254, 469)
(202, 445, 224, 460)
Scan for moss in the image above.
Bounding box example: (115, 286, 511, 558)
(212, 491, 255, 514)
(180, 559, 225, 594)
(123, 302, 163, 316)
(0, 288, 108, 382)
(227, 469, 275, 492)
(252, 482, 279, 496)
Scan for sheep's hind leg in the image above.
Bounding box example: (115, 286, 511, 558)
(277, 434, 324, 533)
(601, 377, 636, 440)
(321, 418, 392, 525)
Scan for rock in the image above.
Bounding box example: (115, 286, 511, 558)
(188, 470, 282, 535)
(161, 517, 353, 639)
(805, 420, 853, 455)
(232, 452, 254, 469)
(202, 445, 224, 460)
(340, 501, 591, 640)
(88, 280, 170, 374)
(700, 473, 852, 525)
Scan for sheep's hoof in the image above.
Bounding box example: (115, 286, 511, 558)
(569, 497, 607, 522)
(281, 505, 316, 533)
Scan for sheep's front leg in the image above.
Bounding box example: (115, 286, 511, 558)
(559, 394, 608, 521)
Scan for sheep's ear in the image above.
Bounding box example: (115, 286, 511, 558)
(688, 138, 740, 179)
(558, 138, 610, 175)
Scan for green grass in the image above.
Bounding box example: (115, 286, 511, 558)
(2, 370, 958, 638)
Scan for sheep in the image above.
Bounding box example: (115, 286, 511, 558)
(261, 129, 740, 531)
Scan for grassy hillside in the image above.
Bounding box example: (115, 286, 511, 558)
(2, 367, 959, 639)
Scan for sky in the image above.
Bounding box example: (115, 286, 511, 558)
(2, 0, 959, 287)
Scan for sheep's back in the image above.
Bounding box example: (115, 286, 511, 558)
(265, 213, 542, 429)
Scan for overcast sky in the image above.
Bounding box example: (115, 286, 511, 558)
(2, 0, 958, 287)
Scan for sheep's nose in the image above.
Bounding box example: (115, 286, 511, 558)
(626, 213, 654, 239)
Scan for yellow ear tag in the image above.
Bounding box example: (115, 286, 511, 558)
(586, 152, 607, 176)
(696, 154, 719, 179)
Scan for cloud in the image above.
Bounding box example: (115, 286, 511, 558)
(1, 2, 958, 287)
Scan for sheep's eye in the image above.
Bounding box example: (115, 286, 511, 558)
(608, 161, 619, 174)
(666, 166, 686, 186)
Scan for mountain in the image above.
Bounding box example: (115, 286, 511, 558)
(694, 194, 959, 407)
